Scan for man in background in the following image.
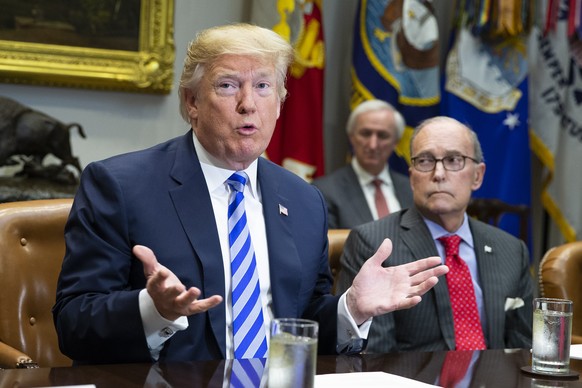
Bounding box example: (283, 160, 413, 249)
(313, 99, 412, 229)
(336, 116, 532, 353)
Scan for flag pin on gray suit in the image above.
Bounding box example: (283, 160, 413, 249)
(484, 245, 492, 253)
(279, 204, 288, 216)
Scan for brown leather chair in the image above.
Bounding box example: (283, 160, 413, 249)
(539, 241, 582, 344)
(466, 198, 530, 243)
(328, 229, 350, 295)
(0, 199, 73, 368)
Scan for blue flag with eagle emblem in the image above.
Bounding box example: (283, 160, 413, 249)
(351, 0, 440, 171)
(441, 26, 531, 241)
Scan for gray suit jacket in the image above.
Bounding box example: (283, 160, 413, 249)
(336, 207, 533, 353)
(312, 164, 413, 229)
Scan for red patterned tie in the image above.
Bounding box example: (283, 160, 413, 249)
(373, 179, 389, 218)
(438, 235, 486, 351)
(439, 350, 474, 388)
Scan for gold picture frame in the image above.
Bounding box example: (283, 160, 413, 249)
(0, 0, 175, 94)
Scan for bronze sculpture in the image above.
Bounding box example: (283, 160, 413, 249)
(0, 96, 85, 185)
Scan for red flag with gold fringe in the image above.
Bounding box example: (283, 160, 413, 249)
(251, 0, 325, 182)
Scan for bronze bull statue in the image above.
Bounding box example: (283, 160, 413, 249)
(0, 96, 86, 183)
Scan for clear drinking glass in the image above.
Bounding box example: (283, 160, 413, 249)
(531, 298, 573, 374)
(267, 318, 318, 388)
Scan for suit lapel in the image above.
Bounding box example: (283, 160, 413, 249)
(470, 219, 502, 347)
(343, 166, 373, 223)
(257, 159, 302, 319)
(168, 133, 227, 357)
(400, 208, 456, 350)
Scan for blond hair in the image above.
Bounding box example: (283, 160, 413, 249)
(178, 23, 295, 122)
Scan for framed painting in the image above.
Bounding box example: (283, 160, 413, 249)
(0, 0, 175, 94)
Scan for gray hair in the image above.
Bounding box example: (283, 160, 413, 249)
(346, 99, 405, 139)
(178, 23, 295, 122)
(410, 116, 484, 162)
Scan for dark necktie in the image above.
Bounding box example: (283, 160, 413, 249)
(438, 235, 486, 350)
(227, 172, 267, 359)
(373, 178, 389, 219)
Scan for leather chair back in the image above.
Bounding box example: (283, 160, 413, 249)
(539, 241, 582, 344)
(0, 199, 73, 368)
(328, 229, 350, 295)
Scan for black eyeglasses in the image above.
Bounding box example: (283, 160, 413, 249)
(410, 155, 480, 172)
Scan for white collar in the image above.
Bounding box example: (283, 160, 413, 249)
(351, 158, 393, 186)
(424, 213, 474, 249)
(192, 132, 259, 198)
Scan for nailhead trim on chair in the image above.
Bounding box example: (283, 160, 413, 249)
(16, 359, 39, 369)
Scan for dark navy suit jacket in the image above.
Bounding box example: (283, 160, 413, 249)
(53, 131, 339, 364)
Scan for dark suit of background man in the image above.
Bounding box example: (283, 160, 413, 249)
(52, 23, 448, 364)
(312, 99, 413, 229)
(337, 116, 533, 353)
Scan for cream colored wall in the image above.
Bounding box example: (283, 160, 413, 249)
(0, 0, 357, 173)
(1, 1, 250, 169)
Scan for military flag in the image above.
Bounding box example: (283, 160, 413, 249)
(530, 0, 582, 242)
(351, 0, 441, 168)
(251, 0, 325, 181)
(438, 1, 533, 241)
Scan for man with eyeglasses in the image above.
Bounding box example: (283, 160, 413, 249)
(336, 116, 533, 354)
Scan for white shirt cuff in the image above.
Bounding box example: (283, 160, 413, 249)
(139, 289, 189, 359)
(336, 288, 372, 353)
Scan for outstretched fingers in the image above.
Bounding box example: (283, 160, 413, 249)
(348, 239, 450, 321)
(406, 256, 447, 275)
(402, 256, 448, 298)
(186, 294, 224, 315)
(132, 244, 223, 319)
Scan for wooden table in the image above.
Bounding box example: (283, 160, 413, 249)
(1, 349, 581, 387)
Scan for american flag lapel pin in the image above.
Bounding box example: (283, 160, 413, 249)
(279, 204, 288, 216)
(484, 245, 492, 253)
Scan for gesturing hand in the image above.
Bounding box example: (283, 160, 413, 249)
(133, 245, 223, 321)
(347, 238, 449, 325)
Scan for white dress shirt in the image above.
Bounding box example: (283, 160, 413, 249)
(351, 158, 402, 218)
(139, 133, 369, 360)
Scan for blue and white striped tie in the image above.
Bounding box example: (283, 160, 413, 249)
(227, 171, 267, 359)
(229, 358, 266, 388)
